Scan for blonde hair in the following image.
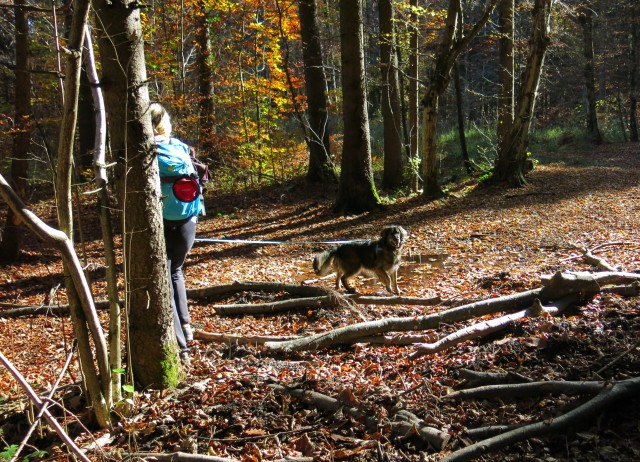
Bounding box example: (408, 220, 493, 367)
(149, 102, 172, 136)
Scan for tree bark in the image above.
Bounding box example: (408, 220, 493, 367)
(379, 0, 404, 190)
(56, 0, 112, 428)
(408, 0, 420, 192)
(94, 0, 183, 389)
(421, 0, 497, 199)
(497, 0, 515, 157)
(577, 3, 603, 143)
(0, 0, 30, 262)
(492, 0, 552, 187)
(629, 15, 639, 142)
(195, 0, 218, 165)
(334, 0, 381, 214)
(298, 0, 335, 183)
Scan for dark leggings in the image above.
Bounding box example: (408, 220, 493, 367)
(164, 216, 196, 351)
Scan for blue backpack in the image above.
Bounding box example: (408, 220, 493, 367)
(155, 137, 204, 221)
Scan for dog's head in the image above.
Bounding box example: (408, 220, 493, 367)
(381, 226, 408, 250)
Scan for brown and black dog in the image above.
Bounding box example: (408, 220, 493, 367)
(313, 225, 408, 294)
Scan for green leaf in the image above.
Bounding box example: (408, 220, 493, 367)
(122, 384, 135, 394)
(112, 368, 126, 375)
(0, 445, 18, 461)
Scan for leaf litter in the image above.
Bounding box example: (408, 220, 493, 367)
(0, 143, 639, 461)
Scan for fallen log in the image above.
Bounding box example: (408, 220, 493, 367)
(455, 369, 533, 389)
(264, 288, 543, 352)
(410, 295, 577, 359)
(441, 376, 640, 462)
(264, 271, 640, 353)
(444, 379, 607, 401)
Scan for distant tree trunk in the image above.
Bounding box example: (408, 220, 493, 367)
(0, 0, 30, 262)
(453, 60, 471, 173)
(408, 0, 420, 192)
(421, 0, 497, 199)
(334, 0, 381, 214)
(77, 70, 96, 168)
(379, 0, 404, 190)
(94, 0, 183, 389)
(497, 0, 515, 158)
(298, 0, 335, 183)
(492, 0, 551, 187)
(629, 18, 639, 142)
(577, 3, 603, 143)
(195, 0, 218, 164)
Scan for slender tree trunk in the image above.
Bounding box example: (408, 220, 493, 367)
(298, 0, 335, 183)
(83, 25, 122, 403)
(0, 0, 30, 262)
(492, 0, 551, 187)
(379, 0, 404, 190)
(577, 3, 603, 143)
(453, 61, 471, 173)
(497, 0, 515, 157)
(408, 0, 420, 192)
(94, 0, 183, 389)
(335, 0, 381, 214)
(56, 0, 112, 428)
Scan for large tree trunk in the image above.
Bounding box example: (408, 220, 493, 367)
(577, 3, 603, 143)
(379, 0, 404, 190)
(334, 0, 381, 214)
(298, 0, 335, 183)
(492, 0, 551, 187)
(0, 0, 30, 262)
(497, 0, 515, 157)
(94, 0, 183, 389)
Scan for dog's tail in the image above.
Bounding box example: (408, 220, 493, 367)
(313, 250, 335, 276)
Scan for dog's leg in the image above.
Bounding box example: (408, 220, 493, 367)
(340, 275, 357, 294)
(375, 270, 395, 294)
(391, 269, 400, 294)
(334, 269, 343, 290)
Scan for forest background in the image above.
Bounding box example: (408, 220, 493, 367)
(0, 0, 639, 461)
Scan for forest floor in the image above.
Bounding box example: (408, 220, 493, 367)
(0, 142, 639, 462)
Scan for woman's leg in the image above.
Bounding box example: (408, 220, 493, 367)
(165, 217, 197, 337)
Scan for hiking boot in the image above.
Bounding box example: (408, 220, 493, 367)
(182, 324, 194, 341)
(179, 351, 191, 366)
